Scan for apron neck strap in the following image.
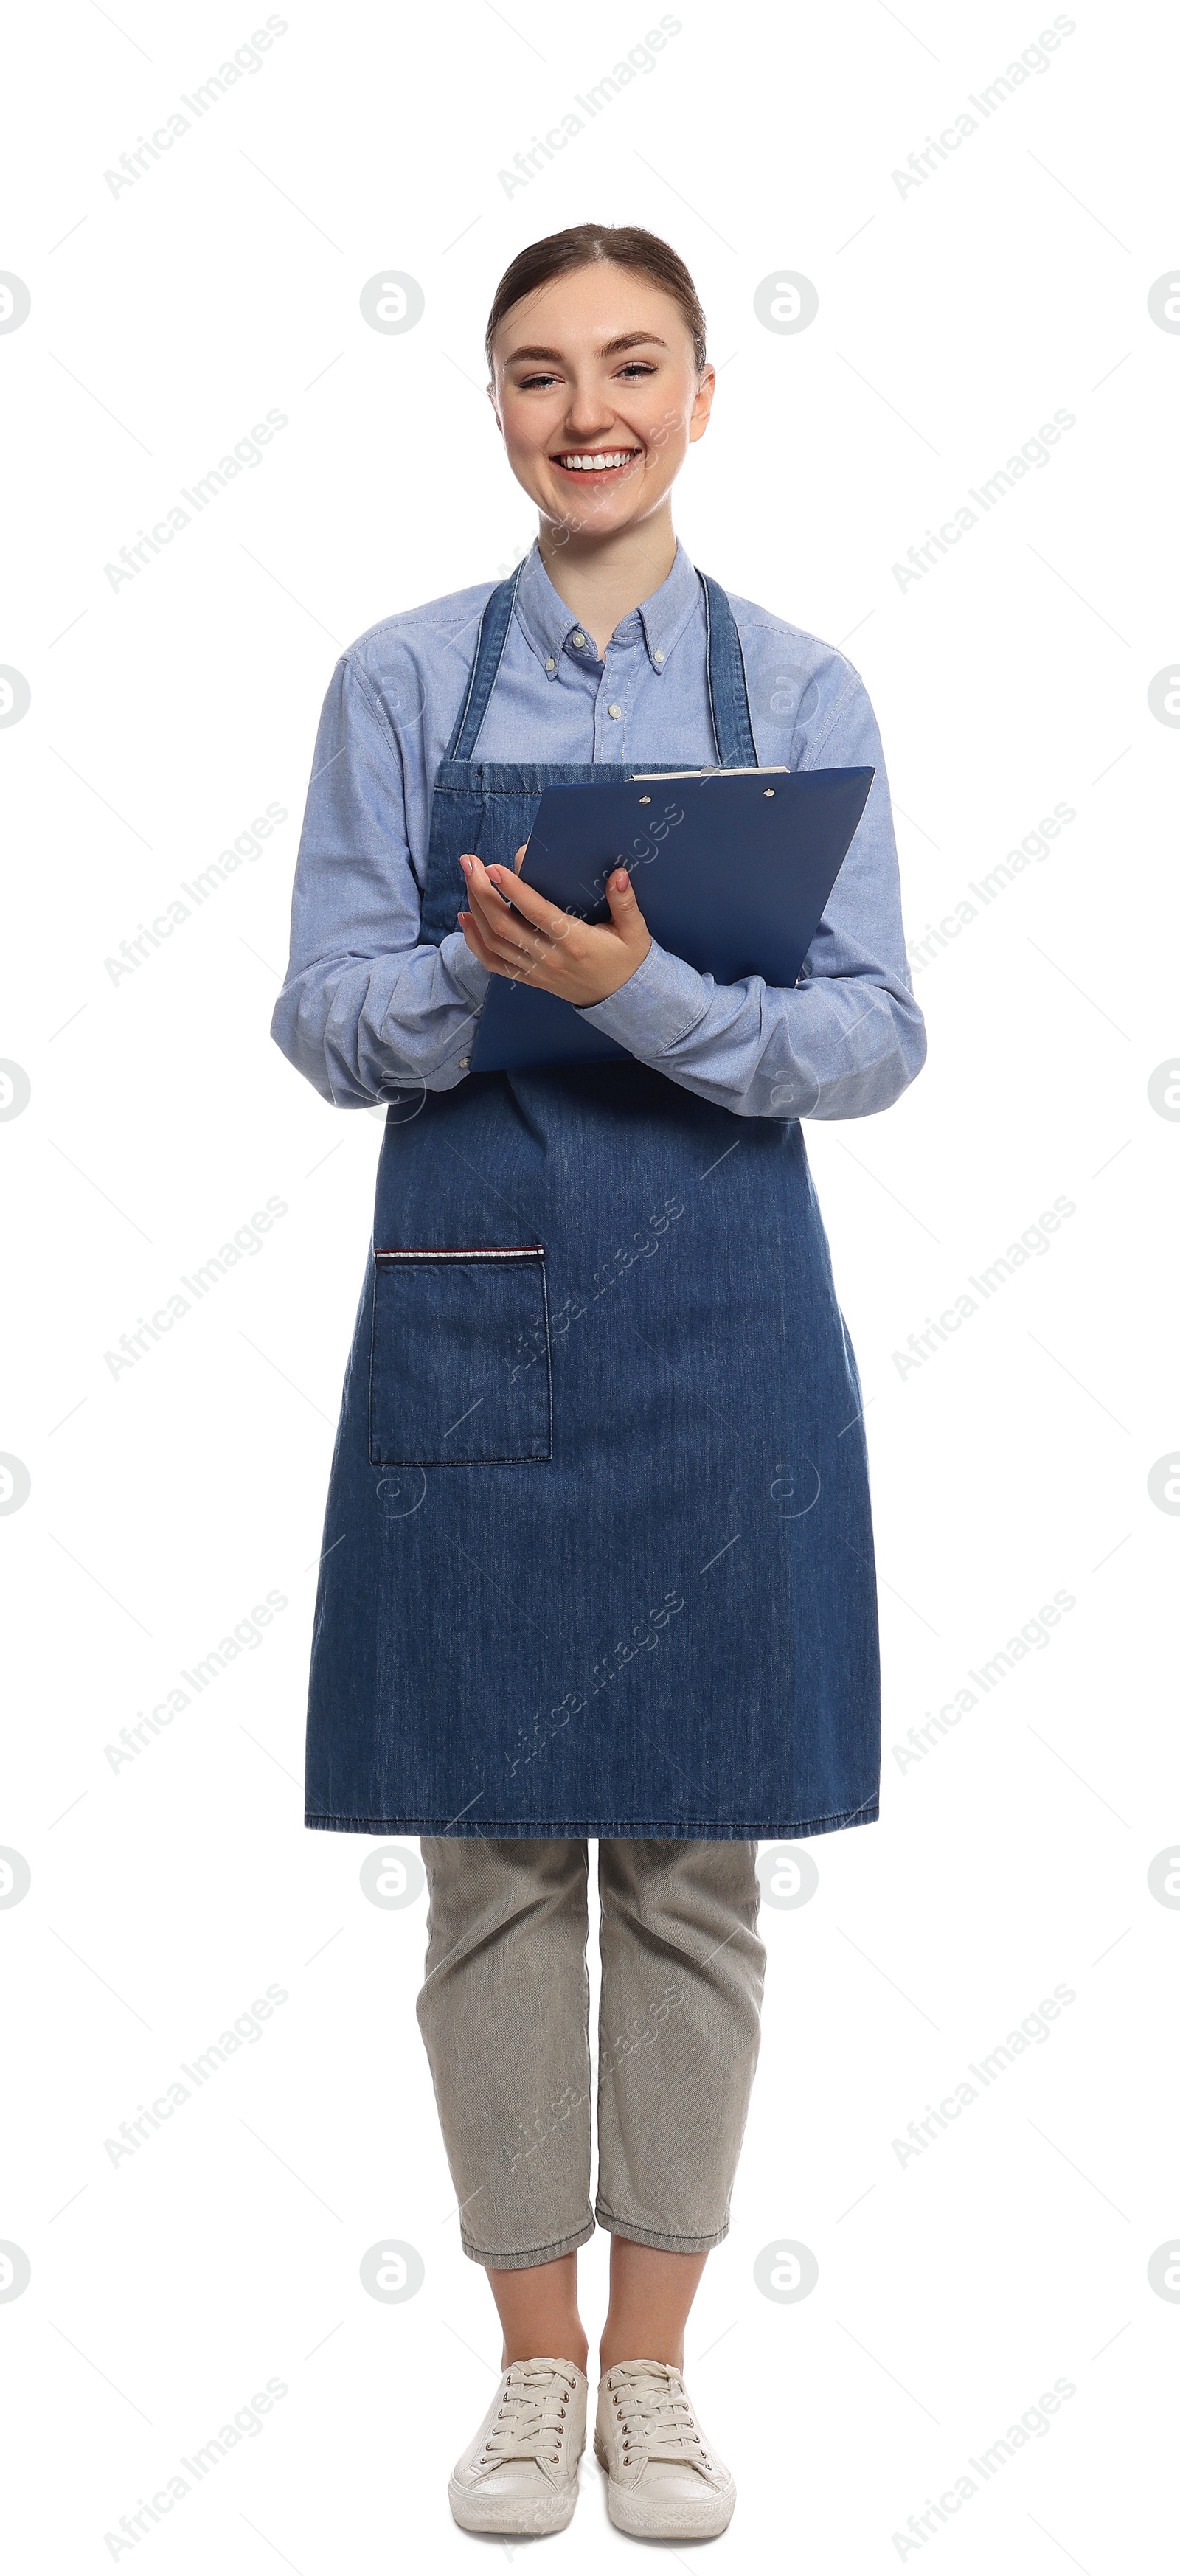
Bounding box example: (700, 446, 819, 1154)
(445, 555, 760, 767)
(697, 570, 759, 767)
(445, 563, 524, 762)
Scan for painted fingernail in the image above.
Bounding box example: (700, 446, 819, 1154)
(460, 855, 472, 873)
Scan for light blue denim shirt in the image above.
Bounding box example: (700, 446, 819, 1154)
(271, 538, 925, 1120)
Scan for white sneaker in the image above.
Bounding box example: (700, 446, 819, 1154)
(595, 2358, 737, 2537)
(448, 2355, 587, 2533)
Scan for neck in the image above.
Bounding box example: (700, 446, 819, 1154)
(536, 504, 678, 656)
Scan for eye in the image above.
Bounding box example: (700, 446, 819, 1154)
(617, 362, 656, 378)
(517, 371, 560, 389)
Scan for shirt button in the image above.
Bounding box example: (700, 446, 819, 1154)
(608, 703, 622, 720)
(572, 631, 587, 648)
(653, 649, 664, 664)
(545, 656, 556, 672)
(459, 1055, 470, 1068)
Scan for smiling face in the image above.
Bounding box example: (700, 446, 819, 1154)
(488, 262, 714, 541)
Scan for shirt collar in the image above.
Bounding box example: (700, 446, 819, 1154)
(513, 535, 703, 678)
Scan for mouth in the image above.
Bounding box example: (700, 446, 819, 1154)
(549, 448, 642, 480)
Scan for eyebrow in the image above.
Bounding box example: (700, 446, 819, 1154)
(504, 333, 670, 365)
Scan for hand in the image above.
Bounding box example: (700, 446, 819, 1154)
(457, 844, 652, 1008)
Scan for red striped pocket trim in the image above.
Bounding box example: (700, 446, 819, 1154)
(374, 1246, 545, 1260)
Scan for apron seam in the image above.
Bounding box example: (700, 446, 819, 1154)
(305, 1802, 880, 1836)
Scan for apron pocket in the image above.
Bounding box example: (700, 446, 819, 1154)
(368, 1248, 552, 1466)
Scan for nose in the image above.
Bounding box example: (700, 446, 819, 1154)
(560, 424, 616, 451)
(560, 395, 620, 443)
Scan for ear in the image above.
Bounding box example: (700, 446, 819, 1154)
(689, 366, 716, 445)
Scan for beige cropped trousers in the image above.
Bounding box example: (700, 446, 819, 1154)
(416, 1836, 766, 2270)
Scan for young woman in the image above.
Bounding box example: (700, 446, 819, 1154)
(272, 223, 926, 2540)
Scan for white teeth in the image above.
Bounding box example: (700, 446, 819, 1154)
(557, 451, 637, 470)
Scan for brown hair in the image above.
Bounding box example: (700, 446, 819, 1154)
(485, 223, 707, 376)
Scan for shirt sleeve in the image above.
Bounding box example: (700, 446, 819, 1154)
(574, 665, 927, 1121)
(270, 655, 489, 1107)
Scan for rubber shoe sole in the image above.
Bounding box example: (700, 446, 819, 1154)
(448, 2471, 580, 2535)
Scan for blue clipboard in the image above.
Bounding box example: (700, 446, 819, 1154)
(468, 765, 874, 1072)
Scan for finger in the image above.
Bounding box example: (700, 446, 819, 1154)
(463, 903, 492, 959)
(468, 880, 553, 965)
(462, 895, 548, 977)
(463, 854, 552, 942)
(605, 867, 648, 927)
(484, 861, 574, 942)
(461, 855, 523, 934)
(513, 841, 528, 875)
(461, 853, 513, 902)
(463, 914, 537, 983)
(467, 872, 563, 973)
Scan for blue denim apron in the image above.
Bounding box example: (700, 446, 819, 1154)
(304, 565, 880, 1841)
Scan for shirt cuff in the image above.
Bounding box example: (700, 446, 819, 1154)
(574, 939, 709, 1055)
(439, 926, 492, 1007)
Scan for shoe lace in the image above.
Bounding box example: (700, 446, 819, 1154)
(608, 2360, 711, 2469)
(482, 2359, 577, 2466)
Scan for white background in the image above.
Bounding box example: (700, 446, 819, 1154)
(2, 0, 1178, 2565)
